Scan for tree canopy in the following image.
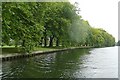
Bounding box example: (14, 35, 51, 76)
(117, 40, 120, 46)
(2, 2, 115, 52)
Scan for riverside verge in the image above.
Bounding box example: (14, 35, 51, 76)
(1, 46, 93, 61)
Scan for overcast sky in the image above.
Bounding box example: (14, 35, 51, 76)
(69, 0, 119, 42)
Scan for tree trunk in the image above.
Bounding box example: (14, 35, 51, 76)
(44, 29, 47, 47)
(49, 36, 54, 47)
(15, 39, 19, 48)
(15, 42, 18, 48)
(22, 39, 25, 47)
(40, 37, 43, 46)
(56, 38, 59, 46)
(44, 36, 47, 47)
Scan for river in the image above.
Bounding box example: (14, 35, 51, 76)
(1, 46, 118, 79)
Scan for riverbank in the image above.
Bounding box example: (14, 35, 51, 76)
(2, 46, 118, 78)
(1, 46, 93, 61)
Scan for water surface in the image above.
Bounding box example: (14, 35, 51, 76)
(1, 46, 118, 78)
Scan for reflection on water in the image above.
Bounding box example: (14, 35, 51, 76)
(1, 47, 118, 78)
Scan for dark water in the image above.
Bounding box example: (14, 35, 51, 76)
(1, 46, 118, 78)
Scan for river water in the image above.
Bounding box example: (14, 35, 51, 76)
(1, 46, 118, 78)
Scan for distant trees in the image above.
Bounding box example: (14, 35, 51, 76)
(117, 40, 120, 46)
(2, 2, 115, 52)
(86, 28, 115, 47)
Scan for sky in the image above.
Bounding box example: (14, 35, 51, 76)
(69, 0, 119, 42)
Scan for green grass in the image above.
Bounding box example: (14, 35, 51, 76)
(1, 45, 15, 48)
(1, 45, 91, 55)
(34, 47, 56, 51)
(33, 46, 63, 51)
(2, 47, 24, 54)
(1, 46, 64, 54)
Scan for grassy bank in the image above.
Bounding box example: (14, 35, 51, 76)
(1, 46, 93, 61)
(1, 46, 62, 55)
(1, 46, 93, 55)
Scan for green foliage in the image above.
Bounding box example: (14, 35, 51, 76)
(2, 2, 44, 52)
(117, 40, 120, 46)
(86, 28, 115, 47)
(2, 2, 115, 53)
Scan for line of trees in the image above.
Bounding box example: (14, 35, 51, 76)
(117, 40, 120, 46)
(2, 2, 115, 52)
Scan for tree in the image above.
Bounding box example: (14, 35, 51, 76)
(117, 40, 120, 46)
(2, 2, 115, 53)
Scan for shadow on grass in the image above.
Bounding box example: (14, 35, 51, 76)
(1, 46, 63, 54)
(2, 47, 25, 54)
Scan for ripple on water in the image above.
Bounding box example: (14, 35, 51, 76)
(1, 47, 118, 78)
